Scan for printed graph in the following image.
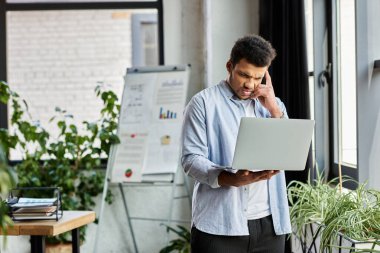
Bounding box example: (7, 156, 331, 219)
(159, 107, 177, 119)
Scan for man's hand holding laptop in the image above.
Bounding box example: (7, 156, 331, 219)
(218, 170, 280, 187)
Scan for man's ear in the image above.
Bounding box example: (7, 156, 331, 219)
(226, 60, 233, 73)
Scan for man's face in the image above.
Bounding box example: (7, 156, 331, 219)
(226, 58, 268, 100)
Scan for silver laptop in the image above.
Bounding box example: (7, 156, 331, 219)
(231, 117, 315, 171)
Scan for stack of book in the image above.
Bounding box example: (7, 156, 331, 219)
(10, 197, 59, 220)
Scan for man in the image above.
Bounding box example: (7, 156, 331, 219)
(181, 34, 291, 253)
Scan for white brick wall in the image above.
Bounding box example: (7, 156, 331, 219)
(6, 10, 144, 149)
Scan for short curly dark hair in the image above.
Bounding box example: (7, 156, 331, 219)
(230, 34, 276, 67)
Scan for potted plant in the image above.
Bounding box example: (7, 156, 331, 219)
(288, 171, 380, 252)
(0, 80, 120, 251)
(159, 224, 191, 253)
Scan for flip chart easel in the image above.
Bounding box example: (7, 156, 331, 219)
(94, 65, 191, 253)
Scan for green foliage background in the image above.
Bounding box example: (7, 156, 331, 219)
(0, 80, 120, 243)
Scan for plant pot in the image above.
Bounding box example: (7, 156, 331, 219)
(46, 243, 72, 253)
(292, 223, 380, 253)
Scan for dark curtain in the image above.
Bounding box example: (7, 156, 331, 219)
(259, 0, 311, 183)
(259, 1, 311, 252)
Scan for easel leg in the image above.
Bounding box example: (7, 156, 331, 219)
(94, 146, 116, 253)
(119, 183, 139, 253)
(165, 172, 178, 244)
(93, 177, 110, 253)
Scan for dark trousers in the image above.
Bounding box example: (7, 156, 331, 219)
(191, 215, 285, 253)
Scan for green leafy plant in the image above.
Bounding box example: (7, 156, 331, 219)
(0, 143, 16, 239)
(288, 171, 380, 252)
(0, 80, 120, 243)
(159, 225, 190, 253)
(0, 83, 16, 246)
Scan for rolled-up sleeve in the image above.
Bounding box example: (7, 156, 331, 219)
(181, 96, 222, 187)
(277, 98, 289, 119)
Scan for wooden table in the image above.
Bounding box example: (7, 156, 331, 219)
(1, 210, 95, 253)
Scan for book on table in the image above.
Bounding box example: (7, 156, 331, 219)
(7, 187, 63, 221)
(11, 197, 57, 208)
(12, 206, 57, 217)
(10, 197, 60, 220)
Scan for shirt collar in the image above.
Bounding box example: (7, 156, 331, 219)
(219, 80, 235, 99)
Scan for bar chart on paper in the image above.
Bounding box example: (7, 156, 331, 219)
(109, 65, 190, 183)
(159, 107, 177, 119)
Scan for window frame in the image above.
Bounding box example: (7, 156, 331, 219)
(132, 13, 158, 66)
(312, 0, 358, 189)
(0, 0, 164, 161)
(327, 0, 358, 189)
(0, 0, 164, 126)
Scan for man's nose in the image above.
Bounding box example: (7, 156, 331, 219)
(244, 78, 258, 89)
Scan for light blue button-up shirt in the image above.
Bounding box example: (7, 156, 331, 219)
(181, 80, 292, 236)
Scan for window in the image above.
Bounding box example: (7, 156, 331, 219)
(308, 0, 357, 187)
(336, 0, 357, 167)
(0, 1, 163, 160)
(132, 13, 158, 66)
(330, 0, 358, 187)
(304, 0, 315, 165)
